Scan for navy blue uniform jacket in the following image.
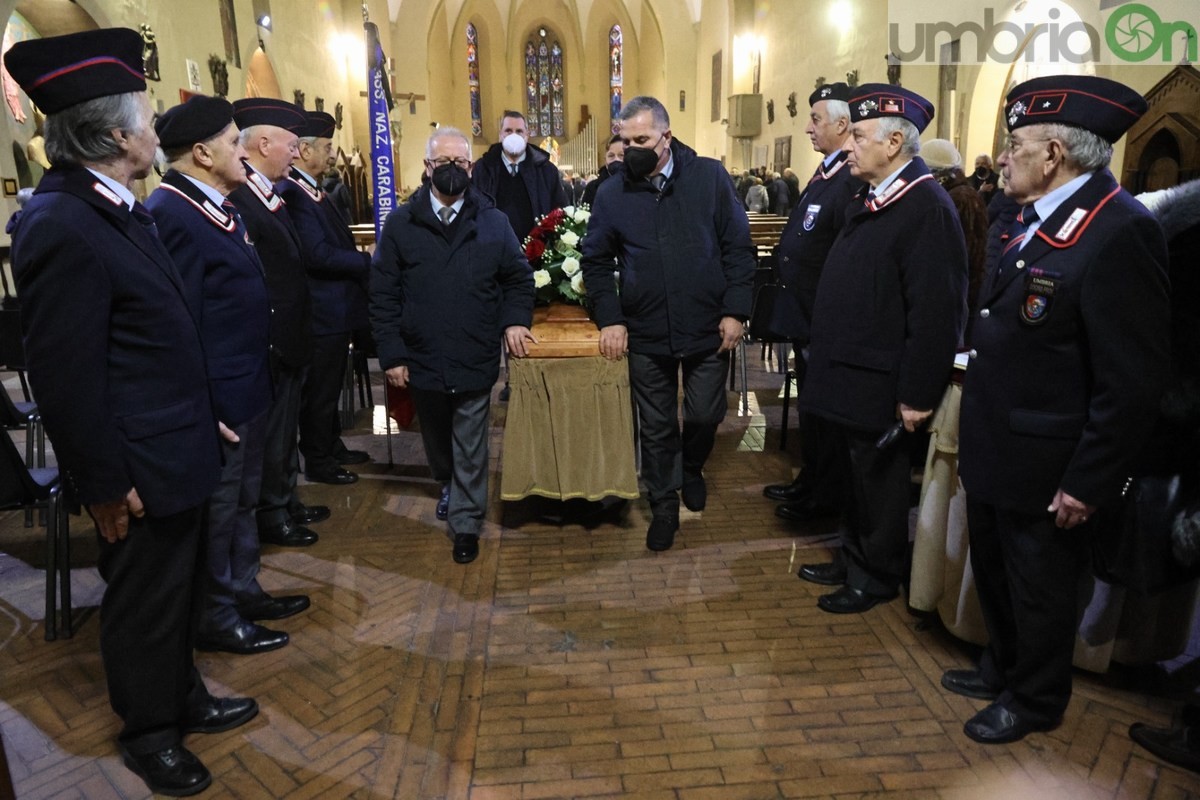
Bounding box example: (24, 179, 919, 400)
(580, 138, 756, 357)
(278, 168, 369, 337)
(370, 185, 534, 393)
(228, 164, 312, 368)
(10, 165, 220, 515)
(958, 170, 1171, 513)
(147, 171, 272, 428)
(800, 157, 968, 431)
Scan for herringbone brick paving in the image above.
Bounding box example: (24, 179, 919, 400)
(1, 353, 1199, 798)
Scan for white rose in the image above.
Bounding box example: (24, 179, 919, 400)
(533, 269, 552, 288)
(561, 256, 581, 276)
(563, 205, 576, 217)
(560, 230, 580, 247)
(573, 208, 591, 223)
(570, 271, 586, 294)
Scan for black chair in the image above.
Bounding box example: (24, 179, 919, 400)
(0, 308, 31, 402)
(0, 431, 71, 641)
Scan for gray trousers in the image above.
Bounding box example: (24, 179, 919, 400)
(257, 356, 304, 529)
(410, 387, 491, 536)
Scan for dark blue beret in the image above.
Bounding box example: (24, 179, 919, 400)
(848, 84, 935, 133)
(155, 95, 235, 150)
(231, 98, 306, 133)
(809, 82, 851, 107)
(301, 111, 336, 139)
(3, 28, 145, 114)
(1005, 75, 1146, 144)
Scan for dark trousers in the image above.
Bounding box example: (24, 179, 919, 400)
(798, 413, 845, 505)
(257, 356, 305, 529)
(409, 387, 491, 536)
(627, 350, 729, 516)
(967, 498, 1089, 725)
(299, 333, 349, 475)
(97, 506, 211, 755)
(202, 410, 268, 633)
(832, 422, 910, 597)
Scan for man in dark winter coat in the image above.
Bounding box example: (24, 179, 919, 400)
(371, 127, 535, 565)
(471, 109, 568, 240)
(946, 75, 1170, 746)
(581, 95, 755, 552)
(799, 84, 967, 615)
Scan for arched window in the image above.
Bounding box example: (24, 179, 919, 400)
(609, 25, 622, 134)
(466, 23, 482, 137)
(524, 28, 564, 137)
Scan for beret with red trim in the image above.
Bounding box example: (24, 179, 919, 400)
(231, 98, 306, 133)
(3, 28, 145, 114)
(300, 111, 336, 139)
(1004, 75, 1146, 144)
(155, 95, 235, 150)
(848, 83, 934, 133)
(808, 82, 851, 107)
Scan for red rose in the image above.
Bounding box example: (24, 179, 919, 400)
(524, 238, 546, 261)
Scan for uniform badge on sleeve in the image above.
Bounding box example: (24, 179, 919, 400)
(1019, 275, 1056, 325)
(802, 204, 821, 231)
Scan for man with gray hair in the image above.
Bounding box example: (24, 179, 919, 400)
(799, 84, 967, 614)
(371, 127, 535, 564)
(581, 95, 755, 551)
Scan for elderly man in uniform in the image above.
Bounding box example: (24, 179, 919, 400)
(799, 84, 967, 614)
(945, 76, 1170, 744)
(281, 111, 372, 486)
(5, 29, 256, 796)
(228, 98, 326, 548)
(371, 127, 535, 564)
(581, 95, 755, 552)
(147, 95, 310, 656)
(762, 83, 862, 535)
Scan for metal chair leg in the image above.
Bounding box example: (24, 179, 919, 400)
(738, 338, 749, 415)
(56, 489, 71, 638)
(780, 368, 794, 450)
(44, 489, 57, 642)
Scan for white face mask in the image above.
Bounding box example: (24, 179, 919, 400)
(502, 132, 527, 157)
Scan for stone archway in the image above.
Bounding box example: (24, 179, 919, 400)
(245, 46, 283, 99)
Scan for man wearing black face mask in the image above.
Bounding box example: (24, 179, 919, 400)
(581, 134, 624, 207)
(581, 95, 755, 552)
(370, 127, 535, 565)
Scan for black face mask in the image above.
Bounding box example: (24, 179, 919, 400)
(623, 136, 665, 181)
(601, 161, 624, 179)
(974, 165, 990, 179)
(430, 162, 470, 197)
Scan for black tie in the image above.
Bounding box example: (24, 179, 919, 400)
(998, 204, 1039, 276)
(223, 200, 246, 235)
(131, 200, 158, 236)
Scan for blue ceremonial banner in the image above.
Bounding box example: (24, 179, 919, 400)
(365, 20, 395, 237)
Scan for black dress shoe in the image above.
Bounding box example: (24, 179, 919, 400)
(183, 696, 259, 734)
(122, 745, 211, 797)
(436, 483, 450, 521)
(964, 702, 1059, 744)
(196, 621, 289, 655)
(941, 669, 1000, 701)
(681, 472, 707, 512)
(306, 466, 359, 485)
(776, 499, 838, 522)
(238, 593, 311, 621)
(259, 520, 319, 547)
(763, 477, 810, 503)
(816, 585, 896, 614)
(646, 515, 679, 551)
(1130, 721, 1200, 773)
(335, 449, 371, 465)
(291, 504, 331, 525)
(453, 533, 479, 564)
(798, 561, 847, 586)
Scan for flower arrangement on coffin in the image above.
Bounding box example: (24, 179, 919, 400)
(523, 204, 591, 307)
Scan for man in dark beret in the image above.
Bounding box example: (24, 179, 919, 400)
(147, 95, 310, 657)
(279, 110, 372, 486)
(4, 29, 255, 796)
(799, 84, 968, 614)
(228, 98, 328, 548)
(946, 75, 1171, 744)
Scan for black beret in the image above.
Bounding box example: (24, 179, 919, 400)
(1004, 75, 1147, 144)
(848, 84, 935, 133)
(155, 95, 235, 151)
(231, 98, 306, 133)
(300, 111, 336, 139)
(809, 82, 851, 107)
(4, 28, 145, 114)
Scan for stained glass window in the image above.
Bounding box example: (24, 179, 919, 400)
(466, 23, 481, 137)
(524, 28, 565, 137)
(609, 25, 622, 135)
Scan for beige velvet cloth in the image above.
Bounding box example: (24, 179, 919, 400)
(910, 383, 1199, 673)
(500, 356, 640, 502)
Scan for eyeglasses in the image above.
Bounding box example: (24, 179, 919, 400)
(427, 157, 471, 168)
(1003, 135, 1050, 153)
